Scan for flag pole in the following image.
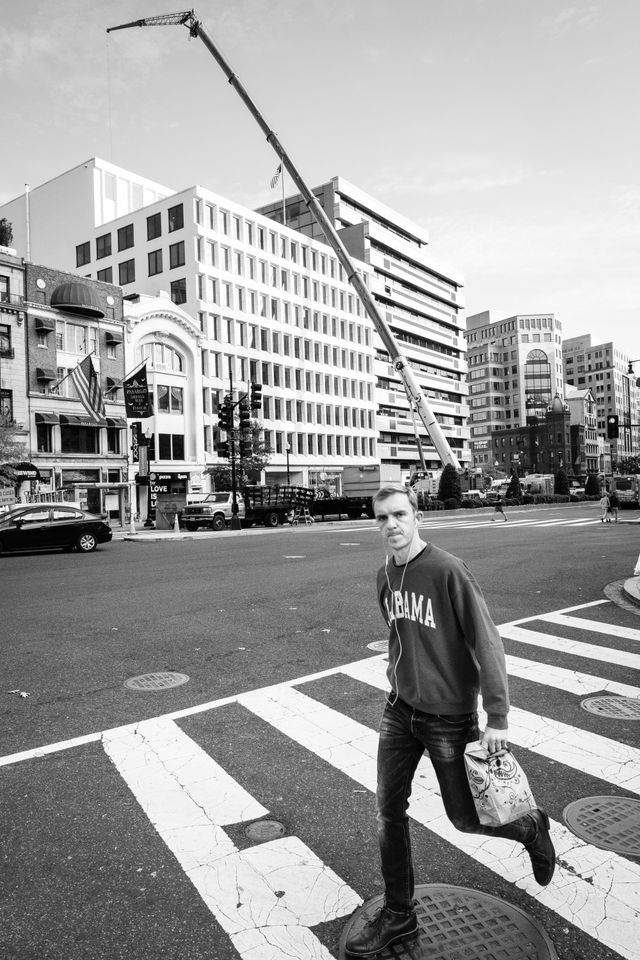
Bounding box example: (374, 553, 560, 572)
(281, 165, 286, 226)
(50, 350, 97, 393)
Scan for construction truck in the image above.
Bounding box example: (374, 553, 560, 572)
(182, 486, 313, 530)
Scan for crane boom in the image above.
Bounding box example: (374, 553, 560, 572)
(107, 9, 462, 470)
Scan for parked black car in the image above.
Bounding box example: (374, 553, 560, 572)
(0, 503, 112, 554)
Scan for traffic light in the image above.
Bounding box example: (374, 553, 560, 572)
(238, 397, 251, 430)
(217, 440, 231, 459)
(606, 415, 619, 440)
(218, 398, 233, 433)
(239, 435, 253, 458)
(250, 381, 262, 411)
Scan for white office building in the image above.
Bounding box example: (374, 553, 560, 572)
(258, 177, 469, 474)
(2, 159, 467, 489)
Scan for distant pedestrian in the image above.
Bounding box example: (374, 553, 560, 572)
(609, 491, 619, 522)
(491, 497, 508, 522)
(600, 492, 611, 523)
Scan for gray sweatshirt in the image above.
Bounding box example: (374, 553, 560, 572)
(377, 543, 509, 729)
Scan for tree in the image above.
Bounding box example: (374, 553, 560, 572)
(617, 455, 640, 475)
(0, 423, 27, 464)
(554, 467, 570, 496)
(0, 218, 13, 247)
(506, 472, 522, 500)
(207, 419, 272, 489)
(437, 464, 461, 504)
(585, 473, 601, 496)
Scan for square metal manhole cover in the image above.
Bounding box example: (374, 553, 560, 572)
(339, 884, 557, 959)
(124, 671, 189, 691)
(563, 796, 640, 856)
(580, 695, 640, 718)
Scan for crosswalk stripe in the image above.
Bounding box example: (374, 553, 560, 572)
(239, 680, 640, 960)
(344, 657, 640, 794)
(506, 652, 640, 698)
(539, 613, 640, 642)
(502, 624, 640, 670)
(103, 717, 361, 960)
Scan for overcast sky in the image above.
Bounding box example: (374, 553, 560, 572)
(3, 0, 639, 359)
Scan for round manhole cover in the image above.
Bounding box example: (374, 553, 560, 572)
(581, 695, 640, 718)
(124, 671, 189, 691)
(244, 819, 286, 842)
(339, 885, 557, 959)
(367, 640, 388, 652)
(563, 796, 640, 856)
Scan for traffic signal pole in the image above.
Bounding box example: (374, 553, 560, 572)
(107, 10, 461, 471)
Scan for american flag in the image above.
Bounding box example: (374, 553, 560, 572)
(70, 354, 106, 423)
(270, 163, 282, 189)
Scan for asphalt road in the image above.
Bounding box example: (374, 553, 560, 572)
(2, 502, 639, 960)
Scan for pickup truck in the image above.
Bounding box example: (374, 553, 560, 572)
(182, 492, 244, 531)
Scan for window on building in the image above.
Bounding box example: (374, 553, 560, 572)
(106, 427, 121, 455)
(96, 234, 112, 259)
(117, 224, 134, 251)
(157, 384, 184, 413)
(148, 249, 163, 276)
(76, 242, 90, 267)
(36, 420, 52, 452)
(170, 278, 186, 304)
(97, 267, 113, 283)
(158, 433, 185, 460)
(147, 212, 162, 240)
(61, 424, 99, 454)
(119, 259, 135, 285)
(169, 241, 185, 269)
(168, 204, 184, 232)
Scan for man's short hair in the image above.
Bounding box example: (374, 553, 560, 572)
(372, 483, 418, 513)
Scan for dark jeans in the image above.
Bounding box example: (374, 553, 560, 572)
(377, 694, 535, 911)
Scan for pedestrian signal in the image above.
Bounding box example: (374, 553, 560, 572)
(217, 440, 230, 458)
(606, 415, 619, 439)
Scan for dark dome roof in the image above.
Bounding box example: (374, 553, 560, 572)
(548, 394, 568, 415)
(50, 282, 105, 318)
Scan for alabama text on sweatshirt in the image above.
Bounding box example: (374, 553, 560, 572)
(377, 543, 509, 729)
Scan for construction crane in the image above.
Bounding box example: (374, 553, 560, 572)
(107, 9, 462, 470)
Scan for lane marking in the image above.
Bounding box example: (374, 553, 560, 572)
(540, 612, 640, 642)
(502, 624, 640, 670)
(104, 717, 360, 960)
(506, 653, 640, 699)
(240, 681, 640, 960)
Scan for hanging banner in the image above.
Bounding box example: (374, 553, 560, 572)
(123, 364, 152, 418)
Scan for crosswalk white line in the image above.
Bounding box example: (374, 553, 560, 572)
(506, 653, 640, 699)
(502, 624, 640, 670)
(539, 612, 640, 642)
(344, 658, 640, 794)
(103, 717, 361, 960)
(240, 681, 640, 960)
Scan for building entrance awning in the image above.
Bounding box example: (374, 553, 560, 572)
(35, 412, 60, 425)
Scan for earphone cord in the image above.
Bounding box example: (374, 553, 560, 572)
(385, 553, 410, 707)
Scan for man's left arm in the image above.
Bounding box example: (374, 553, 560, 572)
(454, 572, 510, 752)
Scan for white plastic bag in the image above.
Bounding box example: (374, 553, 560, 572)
(464, 741, 537, 826)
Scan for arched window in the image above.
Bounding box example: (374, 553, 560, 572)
(524, 349, 551, 410)
(139, 341, 184, 372)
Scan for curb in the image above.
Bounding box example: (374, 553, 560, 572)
(622, 577, 640, 607)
